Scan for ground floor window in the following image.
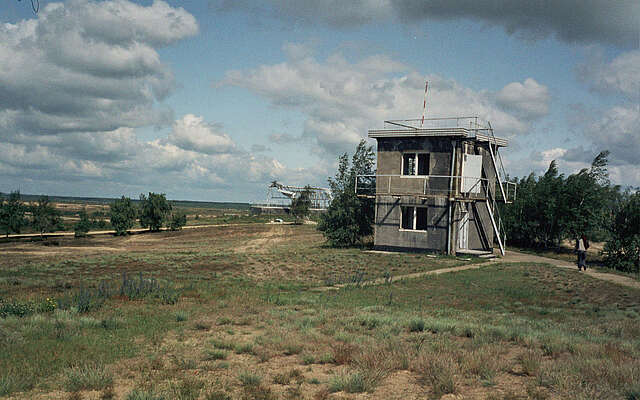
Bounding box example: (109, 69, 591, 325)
(400, 206, 428, 230)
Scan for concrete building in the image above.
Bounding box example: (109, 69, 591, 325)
(357, 117, 515, 256)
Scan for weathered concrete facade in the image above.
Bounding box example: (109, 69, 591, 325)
(366, 121, 509, 255)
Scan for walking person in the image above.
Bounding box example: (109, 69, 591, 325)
(576, 234, 589, 271)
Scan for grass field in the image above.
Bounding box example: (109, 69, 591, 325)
(1, 224, 639, 399)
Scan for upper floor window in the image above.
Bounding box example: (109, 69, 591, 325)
(402, 153, 430, 176)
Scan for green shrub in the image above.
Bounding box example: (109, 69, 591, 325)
(170, 211, 187, 231)
(74, 210, 92, 237)
(0, 299, 35, 318)
(235, 343, 255, 355)
(175, 311, 188, 322)
(408, 318, 425, 332)
(328, 372, 369, 393)
(238, 371, 262, 387)
(204, 349, 228, 361)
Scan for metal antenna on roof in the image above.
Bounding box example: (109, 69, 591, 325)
(420, 80, 429, 127)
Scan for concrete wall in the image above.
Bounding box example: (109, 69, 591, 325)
(373, 136, 501, 253)
(374, 194, 449, 252)
(376, 137, 453, 195)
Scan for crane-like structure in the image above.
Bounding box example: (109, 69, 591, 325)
(250, 181, 332, 214)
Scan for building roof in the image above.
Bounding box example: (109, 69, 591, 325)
(367, 117, 509, 147)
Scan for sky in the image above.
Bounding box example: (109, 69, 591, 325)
(1, 0, 639, 202)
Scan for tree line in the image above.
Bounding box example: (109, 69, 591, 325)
(0, 192, 186, 238)
(499, 150, 639, 273)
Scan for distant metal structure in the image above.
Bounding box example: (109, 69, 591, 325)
(250, 181, 332, 215)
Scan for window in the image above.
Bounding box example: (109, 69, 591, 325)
(402, 153, 430, 176)
(400, 206, 429, 231)
(418, 153, 430, 175)
(401, 206, 414, 229)
(403, 153, 416, 175)
(416, 207, 428, 230)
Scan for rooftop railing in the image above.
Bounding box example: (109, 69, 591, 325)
(382, 117, 489, 131)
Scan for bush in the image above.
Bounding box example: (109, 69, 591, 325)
(0, 299, 35, 318)
(31, 195, 62, 237)
(0, 190, 25, 237)
(74, 209, 92, 238)
(109, 196, 137, 236)
(408, 318, 425, 332)
(170, 211, 187, 231)
(139, 192, 172, 231)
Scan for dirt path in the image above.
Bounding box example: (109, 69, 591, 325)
(314, 250, 640, 291)
(1, 222, 295, 240)
(500, 250, 640, 290)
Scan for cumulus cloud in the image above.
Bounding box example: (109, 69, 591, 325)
(526, 104, 640, 187)
(580, 105, 640, 167)
(168, 114, 237, 154)
(577, 49, 640, 99)
(221, 43, 549, 154)
(214, 0, 639, 47)
(0, 113, 295, 200)
(0, 0, 198, 137)
(496, 78, 550, 120)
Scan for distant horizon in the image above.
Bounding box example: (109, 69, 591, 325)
(0, 191, 252, 206)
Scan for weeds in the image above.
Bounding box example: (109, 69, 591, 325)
(205, 390, 231, 400)
(204, 349, 228, 361)
(126, 390, 165, 400)
(519, 350, 543, 376)
(238, 371, 262, 387)
(412, 351, 458, 397)
(328, 371, 371, 393)
(168, 377, 204, 400)
(63, 363, 113, 392)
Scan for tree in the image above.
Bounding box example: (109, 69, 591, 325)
(74, 209, 92, 238)
(603, 191, 640, 273)
(318, 140, 376, 247)
(291, 186, 312, 224)
(500, 151, 618, 248)
(169, 211, 187, 231)
(110, 196, 137, 236)
(0, 190, 25, 237)
(31, 195, 62, 238)
(139, 192, 172, 231)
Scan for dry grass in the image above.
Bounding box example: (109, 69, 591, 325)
(1, 224, 638, 399)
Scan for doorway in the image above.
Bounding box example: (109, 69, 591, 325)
(458, 207, 469, 250)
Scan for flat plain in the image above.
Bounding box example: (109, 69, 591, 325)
(1, 223, 639, 399)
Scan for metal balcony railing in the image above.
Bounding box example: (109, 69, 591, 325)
(355, 174, 516, 202)
(355, 174, 486, 198)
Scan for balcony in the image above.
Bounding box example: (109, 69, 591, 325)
(355, 174, 516, 202)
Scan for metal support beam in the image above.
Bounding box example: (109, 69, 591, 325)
(485, 201, 505, 256)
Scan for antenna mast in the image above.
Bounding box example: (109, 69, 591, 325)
(420, 80, 429, 127)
